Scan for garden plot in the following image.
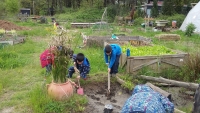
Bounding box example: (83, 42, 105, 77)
(86, 36, 151, 47)
(0, 20, 29, 30)
(83, 76, 130, 113)
(82, 75, 194, 113)
(0, 20, 28, 45)
(0, 34, 25, 45)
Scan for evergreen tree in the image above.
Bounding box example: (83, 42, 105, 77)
(173, 0, 183, 14)
(151, 0, 159, 17)
(162, 0, 174, 15)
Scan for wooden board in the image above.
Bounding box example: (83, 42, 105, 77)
(120, 52, 188, 74)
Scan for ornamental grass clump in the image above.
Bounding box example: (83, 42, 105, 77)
(180, 53, 200, 82)
(49, 31, 72, 83)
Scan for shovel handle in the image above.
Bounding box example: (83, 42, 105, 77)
(108, 67, 110, 91)
(78, 79, 81, 88)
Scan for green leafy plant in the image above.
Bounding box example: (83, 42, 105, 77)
(50, 31, 72, 83)
(121, 44, 175, 56)
(121, 81, 135, 91)
(151, 0, 159, 18)
(185, 23, 196, 37)
(119, 74, 136, 91)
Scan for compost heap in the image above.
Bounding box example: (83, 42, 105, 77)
(0, 20, 29, 30)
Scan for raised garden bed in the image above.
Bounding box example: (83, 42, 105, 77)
(87, 36, 152, 48)
(71, 23, 95, 28)
(0, 34, 25, 45)
(119, 50, 188, 74)
(154, 34, 181, 41)
(104, 39, 188, 75)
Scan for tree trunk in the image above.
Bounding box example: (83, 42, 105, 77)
(138, 75, 199, 90)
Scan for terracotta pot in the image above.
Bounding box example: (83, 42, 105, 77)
(172, 21, 177, 27)
(47, 80, 74, 100)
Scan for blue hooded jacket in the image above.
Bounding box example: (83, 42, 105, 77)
(104, 44, 121, 68)
(73, 54, 90, 78)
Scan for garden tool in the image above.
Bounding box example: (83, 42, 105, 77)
(107, 67, 111, 96)
(77, 78, 84, 95)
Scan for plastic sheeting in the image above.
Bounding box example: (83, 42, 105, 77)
(121, 84, 174, 113)
(180, 2, 200, 33)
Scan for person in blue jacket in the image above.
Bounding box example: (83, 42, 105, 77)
(68, 53, 90, 80)
(104, 44, 122, 77)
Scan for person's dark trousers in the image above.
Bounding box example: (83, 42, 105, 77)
(110, 54, 121, 74)
(68, 66, 75, 78)
(45, 64, 52, 75)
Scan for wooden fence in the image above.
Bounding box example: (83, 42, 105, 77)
(119, 51, 188, 74)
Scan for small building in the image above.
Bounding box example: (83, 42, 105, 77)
(20, 8, 31, 16)
(144, 0, 164, 17)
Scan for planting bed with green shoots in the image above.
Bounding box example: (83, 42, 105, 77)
(122, 44, 175, 56)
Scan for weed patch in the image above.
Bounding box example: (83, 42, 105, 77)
(28, 85, 88, 113)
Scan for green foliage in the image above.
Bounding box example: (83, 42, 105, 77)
(180, 53, 200, 82)
(81, 0, 103, 9)
(28, 85, 88, 113)
(119, 74, 136, 91)
(151, 0, 159, 18)
(162, 0, 175, 16)
(0, 1, 5, 17)
(136, 8, 145, 18)
(107, 5, 118, 22)
(173, 0, 184, 14)
(0, 38, 40, 69)
(137, 66, 183, 81)
(5, 0, 20, 14)
(157, 14, 185, 27)
(133, 17, 144, 26)
(50, 32, 72, 83)
(56, 8, 104, 22)
(185, 23, 196, 37)
(0, 51, 25, 69)
(75, 47, 106, 74)
(0, 83, 2, 94)
(121, 44, 175, 56)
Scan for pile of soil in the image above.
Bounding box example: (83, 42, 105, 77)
(0, 20, 29, 31)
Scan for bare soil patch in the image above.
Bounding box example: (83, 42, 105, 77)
(82, 75, 194, 113)
(0, 20, 30, 31)
(83, 76, 130, 113)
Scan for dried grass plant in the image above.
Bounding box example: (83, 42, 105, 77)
(49, 31, 73, 83)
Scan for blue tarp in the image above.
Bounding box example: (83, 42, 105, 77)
(121, 84, 174, 113)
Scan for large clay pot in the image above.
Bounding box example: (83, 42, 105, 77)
(47, 80, 74, 100)
(172, 20, 177, 27)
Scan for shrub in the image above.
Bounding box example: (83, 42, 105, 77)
(185, 23, 196, 37)
(180, 53, 200, 82)
(133, 17, 144, 26)
(167, 14, 185, 27)
(158, 14, 185, 27)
